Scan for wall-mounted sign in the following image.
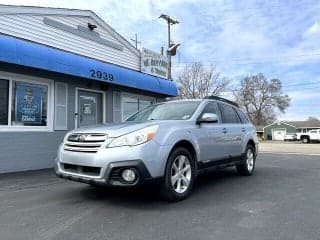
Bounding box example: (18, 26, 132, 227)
(141, 48, 168, 79)
(16, 83, 42, 123)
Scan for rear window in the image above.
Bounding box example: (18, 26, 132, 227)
(219, 103, 241, 124)
(236, 109, 250, 124)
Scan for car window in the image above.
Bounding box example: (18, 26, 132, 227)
(219, 103, 241, 124)
(126, 101, 201, 121)
(236, 109, 250, 124)
(201, 102, 221, 123)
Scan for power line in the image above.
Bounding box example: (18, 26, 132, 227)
(172, 53, 320, 66)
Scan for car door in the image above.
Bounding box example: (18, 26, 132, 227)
(194, 102, 228, 163)
(218, 103, 243, 158)
(235, 108, 251, 151)
(309, 130, 317, 140)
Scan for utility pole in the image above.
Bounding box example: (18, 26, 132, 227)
(130, 33, 141, 49)
(159, 14, 179, 80)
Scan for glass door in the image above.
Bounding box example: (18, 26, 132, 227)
(77, 90, 103, 127)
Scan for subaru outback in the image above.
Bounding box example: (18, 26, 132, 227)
(55, 96, 258, 201)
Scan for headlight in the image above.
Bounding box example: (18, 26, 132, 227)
(108, 125, 158, 148)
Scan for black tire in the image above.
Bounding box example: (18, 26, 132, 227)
(161, 147, 195, 202)
(301, 137, 310, 144)
(236, 144, 256, 176)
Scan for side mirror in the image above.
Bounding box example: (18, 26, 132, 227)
(196, 113, 218, 124)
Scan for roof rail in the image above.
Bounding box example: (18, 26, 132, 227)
(204, 95, 239, 107)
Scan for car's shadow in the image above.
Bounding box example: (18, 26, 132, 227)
(78, 167, 249, 209)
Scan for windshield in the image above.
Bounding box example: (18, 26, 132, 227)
(126, 101, 200, 122)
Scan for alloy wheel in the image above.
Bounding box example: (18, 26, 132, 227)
(170, 155, 192, 194)
(246, 148, 254, 172)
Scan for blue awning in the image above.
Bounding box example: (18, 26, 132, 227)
(0, 35, 177, 96)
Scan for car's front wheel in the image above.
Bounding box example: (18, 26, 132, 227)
(161, 147, 195, 202)
(236, 144, 256, 176)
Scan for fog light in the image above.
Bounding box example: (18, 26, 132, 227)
(121, 169, 137, 182)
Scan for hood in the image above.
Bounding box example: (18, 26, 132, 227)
(68, 122, 159, 138)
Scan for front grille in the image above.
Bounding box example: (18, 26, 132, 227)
(64, 133, 107, 153)
(62, 163, 101, 176)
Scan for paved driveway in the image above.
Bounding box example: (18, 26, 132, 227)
(0, 153, 320, 240)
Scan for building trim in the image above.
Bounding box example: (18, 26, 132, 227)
(263, 121, 297, 130)
(43, 17, 124, 51)
(54, 82, 68, 131)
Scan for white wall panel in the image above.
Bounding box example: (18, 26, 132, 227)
(0, 14, 140, 70)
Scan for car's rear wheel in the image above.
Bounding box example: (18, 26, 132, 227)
(301, 137, 310, 143)
(161, 147, 195, 202)
(236, 145, 256, 176)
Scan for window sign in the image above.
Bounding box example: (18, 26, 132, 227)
(15, 82, 42, 123)
(83, 103, 92, 115)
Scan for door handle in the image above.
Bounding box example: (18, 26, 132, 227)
(222, 128, 227, 134)
(242, 128, 246, 133)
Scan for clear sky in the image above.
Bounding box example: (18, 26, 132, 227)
(1, 0, 319, 121)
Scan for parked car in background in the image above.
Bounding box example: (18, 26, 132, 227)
(55, 96, 259, 201)
(284, 133, 297, 141)
(300, 129, 320, 143)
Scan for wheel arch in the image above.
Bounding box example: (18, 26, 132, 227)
(246, 139, 257, 155)
(300, 135, 310, 139)
(166, 140, 198, 170)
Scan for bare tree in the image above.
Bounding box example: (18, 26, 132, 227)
(234, 73, 290, 126)
(177, 62, 230, 99)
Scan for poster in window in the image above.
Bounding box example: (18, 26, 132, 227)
(16, 83, 42, 123)
(83, 104, 92, 115)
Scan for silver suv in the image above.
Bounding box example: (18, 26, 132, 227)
(55, 96, 258, 201)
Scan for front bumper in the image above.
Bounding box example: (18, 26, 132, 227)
(55, 140, 171, 186)
(55, 160, 152, 186)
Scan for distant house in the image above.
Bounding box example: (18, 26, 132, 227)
(261, 120, 320, 141)
(255, 125, 264, 139)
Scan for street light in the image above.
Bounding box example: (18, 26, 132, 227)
(159, 14, 180, 80)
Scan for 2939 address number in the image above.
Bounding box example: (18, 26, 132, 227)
(90, 69, 114, 81)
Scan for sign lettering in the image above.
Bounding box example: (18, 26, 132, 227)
(90, 69, 114, 81)
(141, 48, 168, 79)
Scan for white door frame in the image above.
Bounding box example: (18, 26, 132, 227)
(75, 87, 106, 129)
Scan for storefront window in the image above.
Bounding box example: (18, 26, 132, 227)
(0, 79, 9, 125)
(139, 99, 152, 110)
(11, 81, 48, 126)
(121, 94, 154, 121)
(122, 96, 139, 120)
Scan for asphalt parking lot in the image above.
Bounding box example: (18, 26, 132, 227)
(1, 152, 320, 240)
